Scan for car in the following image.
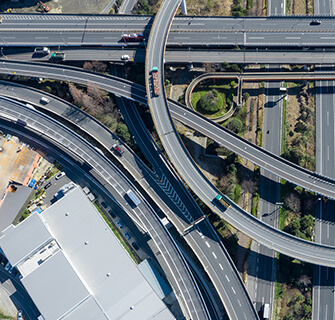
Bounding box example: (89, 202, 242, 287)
(116, 220, 123, 229)
(122, 33, 144, 42)
(132, 242, 139, 250)
(0, 257, 7, 266)
(44, 182, 52, 190)
(55, 172, 65, 180)
(101, 201, 108, 209)
(112, 144, 124, 155)
(17, 310, 23, 320)
(124, 232, 131, 240)
(310, 19, 321, 25)
(267, 130, 270, 134)
(8, 266, 15, 274)
(121, 55, 130, 61)
(5, 261, 11, 271)
(108, 209, 116, 219)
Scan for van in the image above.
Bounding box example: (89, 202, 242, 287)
(34, 47, 50, 55)
(40, 97, 50, 104)
(124, 189, 141, 208)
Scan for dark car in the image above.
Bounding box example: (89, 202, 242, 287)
(310, 19, 321, 25)
(108, 209, 116, 219)
(101, 201, 108, 209)
(132, 242, 139, 250)
(44, 182, 52, 189)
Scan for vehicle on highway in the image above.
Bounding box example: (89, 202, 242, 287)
(44, 182, 52, 189)
(55, 171, 65, 180)
(124, 189, 141, 208)
(40, 96, 50, 104)
(116, 220, 123, 229)
(132, 242, 139, 250)
(5, 261, 11, 271)
(34, 46, 50, 56)
(152, 67, 160, 96)
(50, 52, 65, 61)
(214, 194, 229, 209)
(122, 33, 144, 42)
(263, 303, 270, 319)
(310, 19, 321, 25)
(267, 130, 270, 134)
(108, 209, 116, 219)
(17, 310, 23, 320)
(124, 232, 131, 240)
(121, 55, 130, 61)
(112, 143, 124, 155)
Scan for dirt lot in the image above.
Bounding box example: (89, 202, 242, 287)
(185, 0, 233, 16)
(0, 0, 112, 14)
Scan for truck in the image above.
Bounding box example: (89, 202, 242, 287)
(50, 52, 65, 61)
(263, 303, 270, 319)
(214, 194, 229, 209)
(152, 66, 159, 96)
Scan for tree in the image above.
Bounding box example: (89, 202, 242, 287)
(241, 179, 258, 194)
(243, 92, 250, 102)
(116, 123, 131, 143)
(284, 192, 301, 213)
(198, 89, 223, 114)
(83, 61, 108, 74)
(227, 118, 243, 134)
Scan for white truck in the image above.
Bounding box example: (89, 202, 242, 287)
(125, 189, 141, 207)
(263, 303, 270, 319)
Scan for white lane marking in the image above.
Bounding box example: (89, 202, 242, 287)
(327, 111, 329, 126)
(286, 37, 301, 39)
(238, 299, 242, 306)
(225, 275, 230, 282)
(174, 37, 190, 39)
(219, 263, 223, 270)
(248, 36, 264, 39)
(321, 37, 335, 39)
(212, 252, 217, 259)
(232, 287, 236, 294)
(328, 145, 330, 161)
(327, 222, 330, 238)
(34, 37, 49, 39)
(205, 241, 210, 248)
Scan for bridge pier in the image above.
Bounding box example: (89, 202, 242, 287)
(180, 0, 187, 14)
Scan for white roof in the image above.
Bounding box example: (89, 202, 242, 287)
(0, 187, 175, 320)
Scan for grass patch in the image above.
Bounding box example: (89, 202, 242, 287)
(0, 313, 13, 320)
(93, 201, 139, 264)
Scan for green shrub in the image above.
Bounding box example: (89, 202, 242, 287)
(116, 123, 131, 143)
(198, 89, 223, 114)
(227, 118, 243, 134)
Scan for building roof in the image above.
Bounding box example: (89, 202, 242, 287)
(0, 187, 175, 320)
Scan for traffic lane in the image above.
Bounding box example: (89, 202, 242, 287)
(6, 48, 335, 65)
(269, 0, 285, 15)
(320, 81, 335, 178)
(4, 15, 335, 32)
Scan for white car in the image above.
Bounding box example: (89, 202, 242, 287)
(55, 172, 65, 180)
(121, 55, 130, 61)
(17, 310, 23, 320)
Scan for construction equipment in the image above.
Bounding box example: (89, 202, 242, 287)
(37, 1, 50, 13)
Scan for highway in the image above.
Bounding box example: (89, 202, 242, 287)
(0, 96, 208, 320)
(5, 47, 335, 65)
(314, 76, 335, 320)
(3, 59, 335, 262)
(2, 14, 335, 47)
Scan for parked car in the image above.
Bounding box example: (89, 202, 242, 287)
(5, 261, 11, 271)
(132, 242, 139, 250)
(9, 266, 15, 274)
(101, 201, 108, 209)
(44, 182, 52, 190)
(108, 209, 116, 219)
(55, 172, 65, 180)
(124, 232, 131, 240)
(116, 220, 123, 229)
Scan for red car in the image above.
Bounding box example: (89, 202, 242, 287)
(122, 33, 144, 42)
(112, 144, 124, 155)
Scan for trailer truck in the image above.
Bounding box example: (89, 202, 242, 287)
(152, 67, 159, 96)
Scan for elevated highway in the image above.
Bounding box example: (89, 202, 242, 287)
(1, 14, 335, 47)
